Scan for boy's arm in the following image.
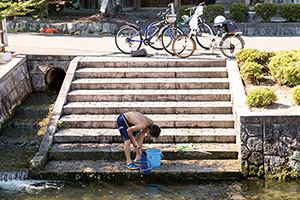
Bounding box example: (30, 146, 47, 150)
(127, 124, 146, 147)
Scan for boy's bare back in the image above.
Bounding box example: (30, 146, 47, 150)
(124, 112, 153, 128)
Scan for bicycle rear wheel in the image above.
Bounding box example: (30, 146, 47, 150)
(172, 35, 196, 58)
(145, 21, 164, 50)
(195, 23, 214, 50)
(161, 26, 184, 55)
(219, 34, 244, 58)
(115, 25, 142, 54)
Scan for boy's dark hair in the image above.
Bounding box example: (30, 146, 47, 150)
(149, 124, 161, 138)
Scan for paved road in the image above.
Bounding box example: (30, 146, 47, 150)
(6, 33, 300, 57)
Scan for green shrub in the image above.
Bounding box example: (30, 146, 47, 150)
(236, 48, 275, 67)
(280, 4, 300, 22)
(246, 87, 277, 107)
(241, 62, 265, 82)
(177, 5, 195, 20)
(268, 50, 300, 87)
(204, 5, 225, 23)
(291, 85, 300, 105)
(254, 3, 278, 22)
(229, 3, 249, 23)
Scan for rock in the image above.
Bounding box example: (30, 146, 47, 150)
(61, 24, 68, 33)
(241, 146, 251, 160)
(248, 152, 263, 166)
(102, 23, 118, 35)
(77, 23, 88, 32)
(247, 136, 263, 152)
(27, 23, 40, 32)
(15, 22, 27, 32)
(67, 23, 77, 34)
(88, 23, 102, 33)
(7, 21, 16, 32)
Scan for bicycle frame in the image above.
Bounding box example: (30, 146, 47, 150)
(126, 22, 176, 45)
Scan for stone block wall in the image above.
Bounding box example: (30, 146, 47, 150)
(0, 55, 32, 129)
(240, 117, 300, 174)
(228, 60, 300, 176)
(7, 21, 118, 35)
(27, 55, 74, 91)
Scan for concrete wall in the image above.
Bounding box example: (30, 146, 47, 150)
(27, 55, 74, 91)
(0, 55, 32, 129)
(0, 55, 74, 130)
(238, 23, 300, 36)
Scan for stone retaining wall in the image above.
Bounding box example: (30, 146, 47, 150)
(240, 116, 300, 174)
(7, 20, 118, 35)
(7, 19, 300, 36)
(238, 22, 300, 36)
(227, 60, 300, 176)
(0, 55, 32, 129)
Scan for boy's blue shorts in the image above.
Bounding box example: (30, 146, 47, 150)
(117, 114, 141, 142)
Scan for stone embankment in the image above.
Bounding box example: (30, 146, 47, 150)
(7, 20, 118, 35)
(6, 19, 300, 36)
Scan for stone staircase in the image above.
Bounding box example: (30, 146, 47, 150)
(40, 57, 240, 179)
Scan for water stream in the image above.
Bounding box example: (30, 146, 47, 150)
(1, 92, 300, 199)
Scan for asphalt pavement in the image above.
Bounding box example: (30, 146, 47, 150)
(6, 32, 300, 57)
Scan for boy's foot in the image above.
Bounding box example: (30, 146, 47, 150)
(126, 162, 139, 170)
(134, 159, 141, 164)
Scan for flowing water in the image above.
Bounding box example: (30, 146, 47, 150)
(1, 93, 300, 200)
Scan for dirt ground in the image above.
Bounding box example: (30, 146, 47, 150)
(243, 77, 299, 114)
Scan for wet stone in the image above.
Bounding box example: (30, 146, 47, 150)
(248, 152, 263, 166)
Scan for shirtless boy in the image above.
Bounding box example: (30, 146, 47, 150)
(116, 112, 161, 170)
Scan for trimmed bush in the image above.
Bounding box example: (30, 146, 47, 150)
(268, 50, 300, 87)
(204, 5, 225, 23)
(280, 4, 300, 22)
(241, 62, 265, 82)
(230, 3, 249, 23)
(246, 87, 277, 107)
(291, 85, 300, 105)
(254, 3, 278, 22)
(236, 48, 275, 67)
(177, 5, 195, 20)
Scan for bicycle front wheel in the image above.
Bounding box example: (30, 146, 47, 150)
(172, 35, 196, 58)
(115, 25, 142, 54)
(195, 23, 215, 50)
(161, 26, 184, 55)
(145, 21, 164, 50)
(219, 34, 244, 58)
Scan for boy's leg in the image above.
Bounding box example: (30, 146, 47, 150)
(124, 140, 132, 164)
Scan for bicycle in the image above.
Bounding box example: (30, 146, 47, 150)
(146, 3, 214, 55)
(115, 8, 184, 54)
(172, 6, 244, 58)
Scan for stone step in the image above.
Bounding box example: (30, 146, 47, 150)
(67, 89, 231, 102)
(41, 159, 241, 179)
(71, 78, 230, 90)
(75, 67, 228, 78)
(53, 128, 236, 143)
(49, 143, 238, 161)
(78, 57, 226, 68)
(63, 101, 233, 115)
(59, 114, 234, 128)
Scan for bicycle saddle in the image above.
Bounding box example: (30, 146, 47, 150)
(135, 20, 147, 24)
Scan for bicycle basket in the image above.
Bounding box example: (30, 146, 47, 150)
(225, 21, 237, 34)
(166, 14, 177, 24)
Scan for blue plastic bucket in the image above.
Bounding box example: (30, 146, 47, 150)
(146, 149, 163, 167)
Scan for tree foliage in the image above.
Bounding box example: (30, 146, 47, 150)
(0, 0, 46, 20)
